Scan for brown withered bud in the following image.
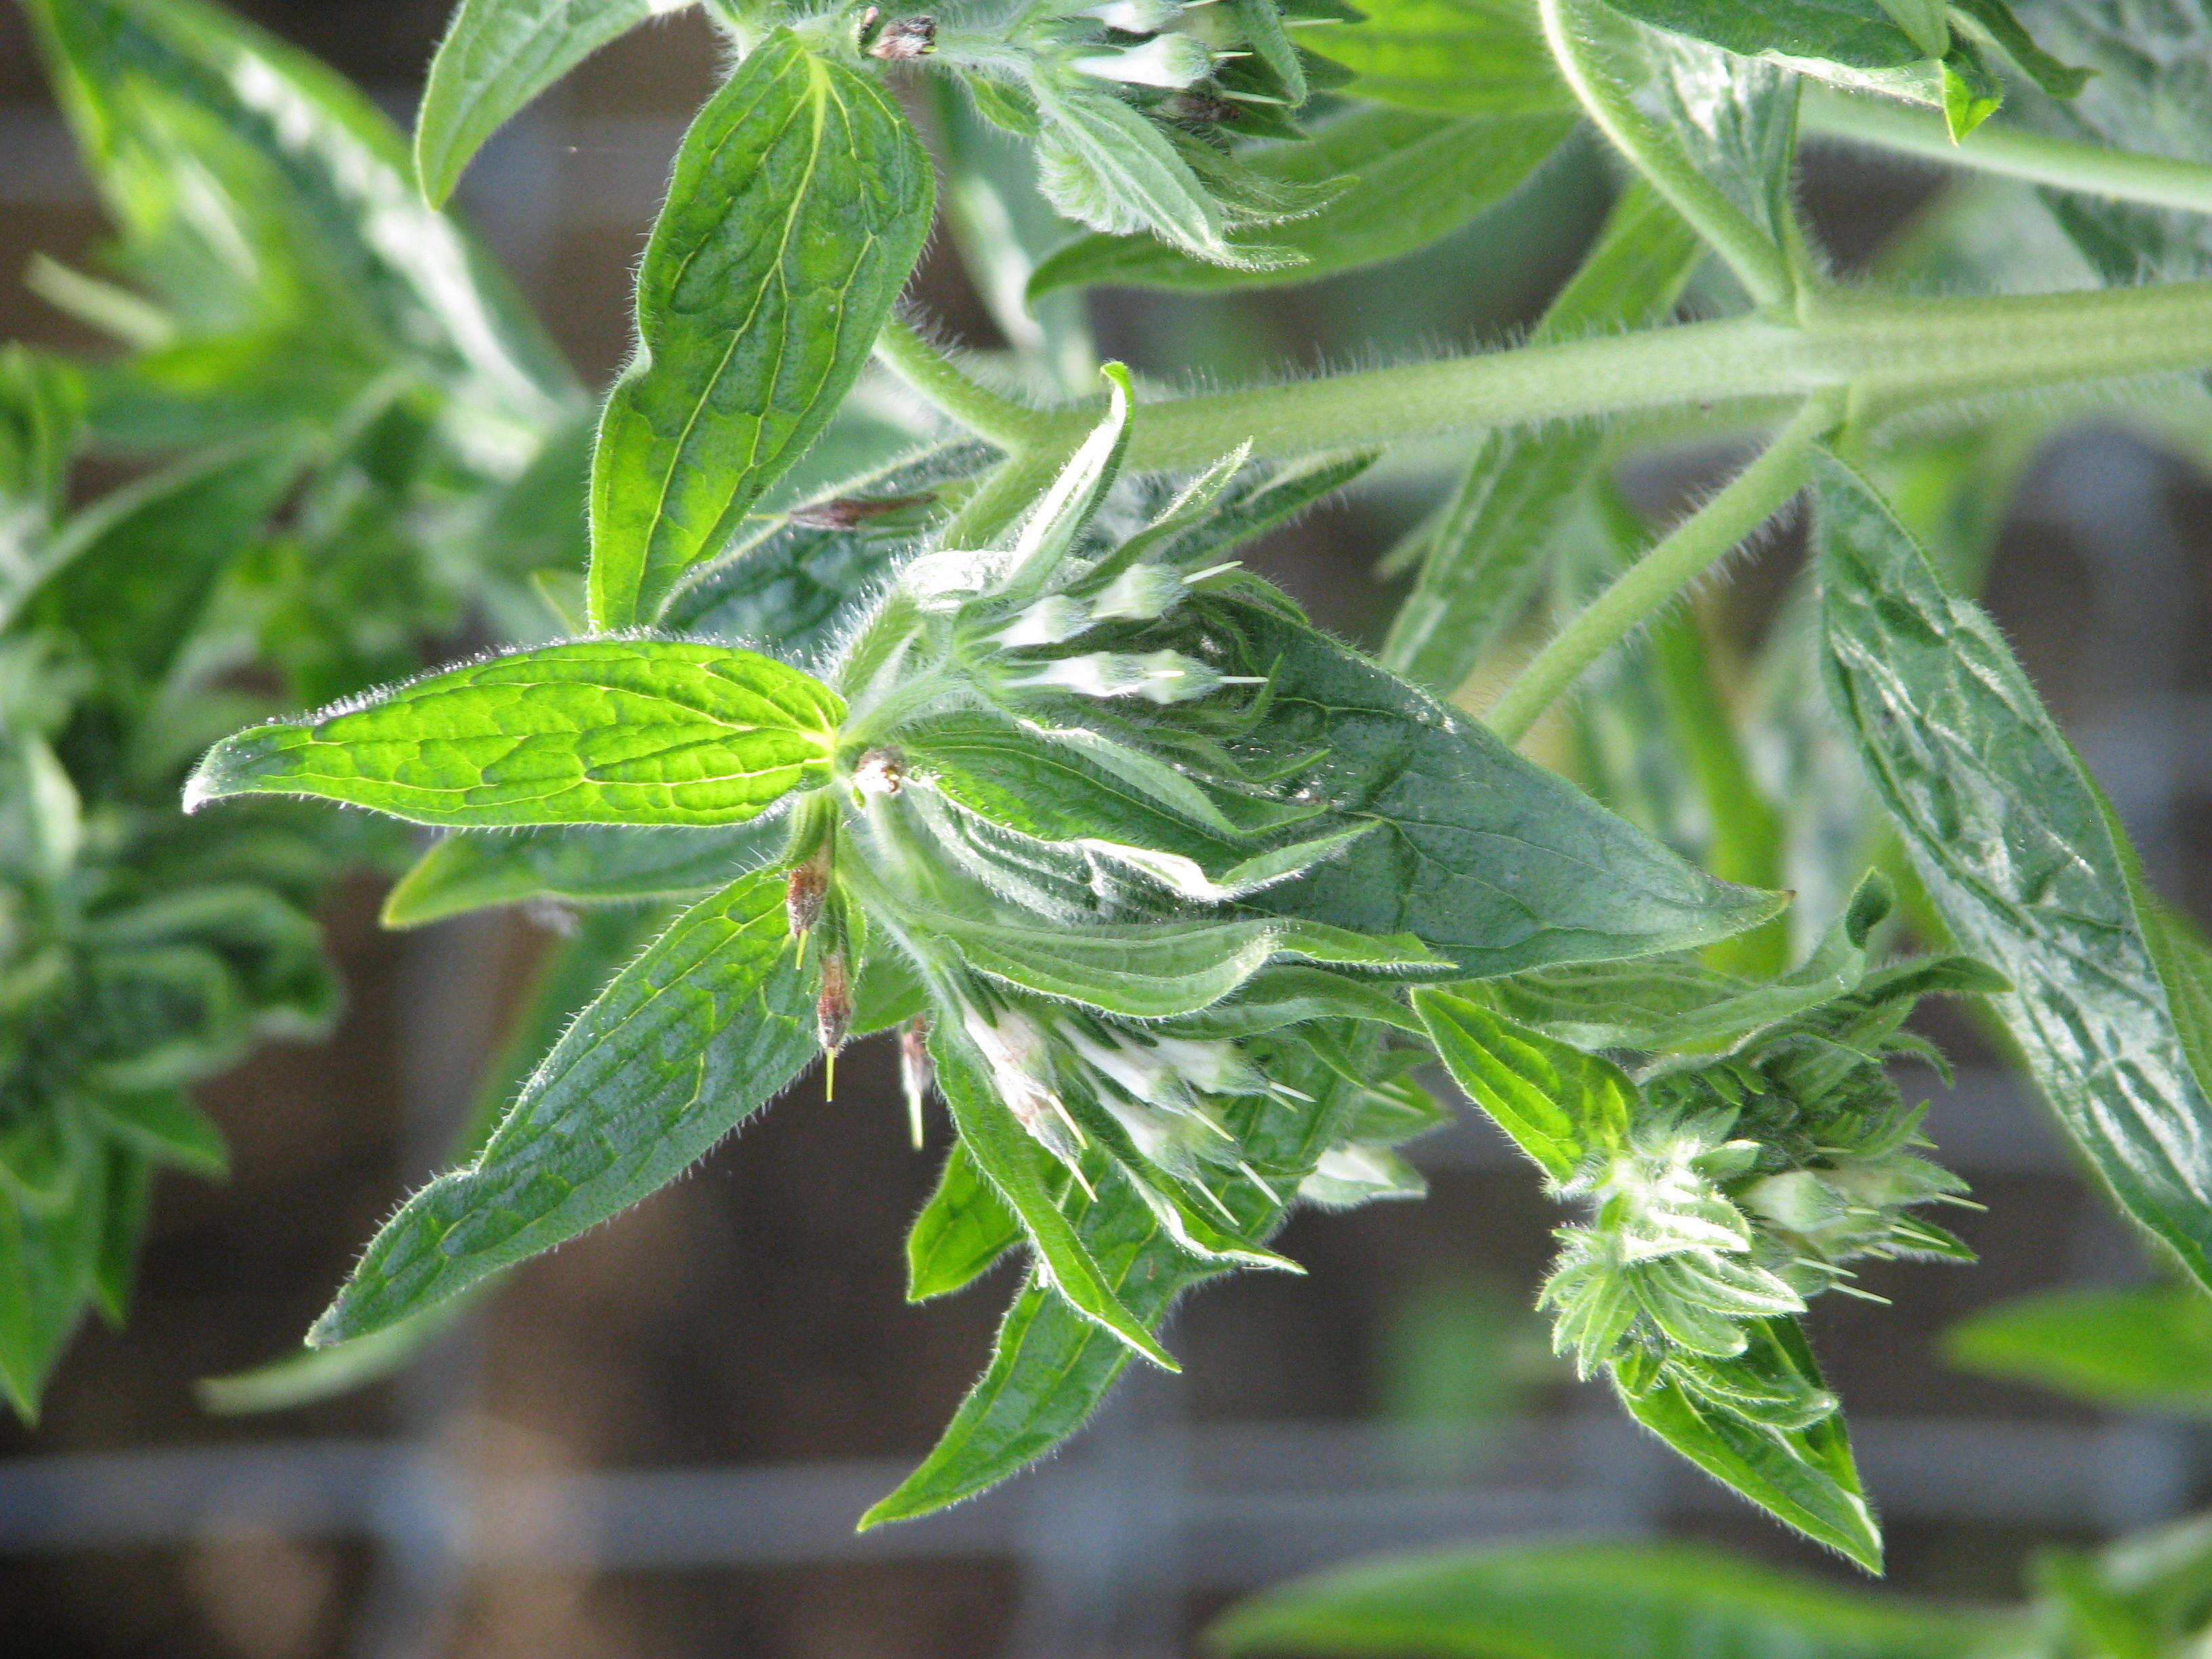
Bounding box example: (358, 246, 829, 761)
(867, 14, 935, 59)
(817, 947, 854, 1054)
(899, 1015, 933, 1147)
(786, 855, 829, 937)
(1158, 91, 1240, 125)
(851, 747, 905, 798)
(785, 491, 936, 531)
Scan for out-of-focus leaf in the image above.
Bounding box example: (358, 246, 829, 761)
(186, 640, 842, 829)
(382, 819, 783, 927)
(87, 1090, 226, 1178)
(1382, 182, 1700, 693)
(1819, 448, 2212, 1290)
(0, 1155, 107, 1422)
(1027, 108, 1573, 295)
(415, 0, 694, 206)
(587, 30, 935, 629)
(1608, 0, 1931, 66)
(1210, 1537, 1998, 1657)
(308, 870, 815, 1343)
(20, 0, 572, 421)
(1303, 0, 1574, 115)
(1225, 605, 1786, 976)
(1944, 1283, 2212, 1413)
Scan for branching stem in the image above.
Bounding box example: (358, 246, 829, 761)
(1482, 394, 1841, 743)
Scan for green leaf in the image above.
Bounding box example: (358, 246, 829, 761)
(415, 0, 693, 206)
(1303, 0, 1574, 116)
(1381, 182, 1702, 693)
(203, 907, 659, 1410)
(928, 1031, 1176, 1369)
(906, 1142, 1023, 1302)
(1414, 989, 1633, 1181)
(1818, 448, 2212, 1291)
(382, 820, 784, 927)
(1027, 108, 1573, 295)
(308, 869, 816, 1343)
(1029, 80, 1283, 270)
(87, 1090, 227, 1178)
(92, 1147, 152, 1325)
(1939, 35, 2005, 140)
(0, 1159, 106, 1422)
(1618, 1316, 1883, 1572)
(917, 908, 1443, 1021)
(186, 640, 843, 830)
(1605, 0, 1931, 67)
(586, 30, 935, 630)
(1944, 1283, 2212, 1414)
(20, 0, 572, 417)
(1948, 0, 2091, 98)
(1210, 1539, 1999, 1658)
(1223, 605, 1786, 976)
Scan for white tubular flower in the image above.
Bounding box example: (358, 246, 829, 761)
(1082, 0, 1185, 32)
(1148, 1033, 1263, 1097)
(1071, 33, 1216, 89)
(991, 594, 1093, 649)
(1016, 649, 1249, 704)
(962, 1006, 1085, 1162)
(1090, 562, 1185, 621)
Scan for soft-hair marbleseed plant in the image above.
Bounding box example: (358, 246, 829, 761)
(19, 0, 2212, 1582)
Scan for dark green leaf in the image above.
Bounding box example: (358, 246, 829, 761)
(1027, 108, 1573, 295)
(1414, 989, 1633, 1181)
(1819, 448, 2212, 1290)
(87, 1090, 227, 1178)
(415, 0, 692, 206)
(1618, 1316, 1883, 1572)
(587, 31, 935, 629)
(0, 1158, 106, 1422)
(1944, 1283, 2212, 1413)
(309, 869, 816, 1343)
(91, 1147, 152, 1325)
(1225, 605, 1786, 975)
(1211, 1538, 1999, 1658)
(907, 1142, 1022, 1302)
(1950, 0, 2091, 98)
(382, 820, 783, 927)
(186, 640, 843, 829)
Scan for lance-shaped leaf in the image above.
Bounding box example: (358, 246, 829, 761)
(1027, 108, 1574, 297)
(1303, 0, 1575, 117)
(1382, 182, 1700, 693)
(383, 819, 785, 927)
(906, 1143, 1023, 1303)
(1225, 605, 1785, 976)
(1620, 1316, 1883, 1571)
(186, 640, 843, 830)
(310, 870, 814, 1344)
(588, 30, 935, 630)
(1944, 1283, 2212, 1415)
(416, 0, 695, 207)
(1210, 1538, 1994, 1658)
(0, 1153, 109, 1422)
(1819, 449, 2212, 1290)
(1414, 990, 1634, 1181)
(929, 1033, 1175, 1368)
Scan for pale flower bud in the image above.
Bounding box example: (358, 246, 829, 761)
(992, 594, 1093, 649)
(1015, 649, 1252, 704)
(1082, 0, 1184, 32)
(1071, 33, 1215, 89)
(1090, 562, 1185, 621)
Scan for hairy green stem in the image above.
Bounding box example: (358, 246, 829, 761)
(1803, 87, 2212, 219)
(874, 317, 1038, 451)
(1483, 395, 1839, 743)
(1536, 0, 1798, 309)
